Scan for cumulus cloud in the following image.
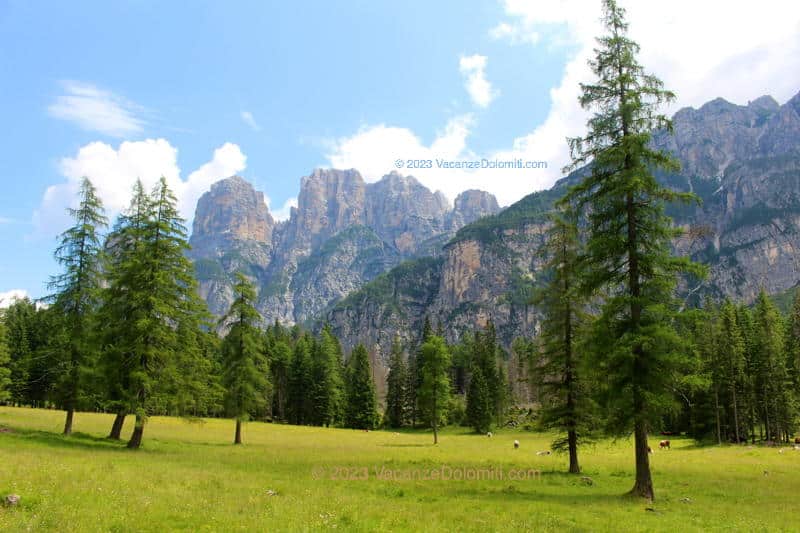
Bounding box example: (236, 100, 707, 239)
(48, 81, 146, 137)
(35, 140, 246, 235)
(266, 196, 298, 222)
(328, 1, 800, 207)
(0, 289, 29, 308)
(240, 111, 261, 131)
(459, 55, 498, 108)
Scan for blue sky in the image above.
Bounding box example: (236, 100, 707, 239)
(1, 0, 798, 302)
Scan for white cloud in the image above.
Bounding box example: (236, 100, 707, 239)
(0, 289, 29, 308)
(48, 81, 145, 137)
(240, 111, 261, 131)
(35, 140, 246, 235)
(329, 1, 800, 208)
(459, 55, 498, 108)
(266, 196, 298, 222)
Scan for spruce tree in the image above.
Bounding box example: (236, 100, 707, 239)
(385, 336, 408, 428)
(561, 0, 703, 499)
(220, 273, 268, 444)
(310, 326, 344, 427)
(716, 300, 745, 443)
(532, 209, 591, 473)
(287, 336, 312, 425)
(465, 366, 492, 434)
(418, 336, 451, 444)
(344, 344, 377, 429)
(47, 177, 107, 435)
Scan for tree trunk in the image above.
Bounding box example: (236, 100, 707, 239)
(109, 412, 126, 440)
(629, 420, 654, 500)
(568, 429, 580, 474)
(234, 419, 242, 444)
(127, 414, 145, 449)
(732, 384, 740, 443)
(63, 408, 74, 436)
(432, 393, 438, 444)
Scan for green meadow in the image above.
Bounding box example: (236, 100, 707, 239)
(1, 406, 798, 532)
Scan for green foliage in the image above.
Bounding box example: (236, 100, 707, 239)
(465, 366, 492, 433)
(220, 273, 269, 436)
(0, 317, 11, 402)
(560, 0, 706, 498)
(417, 335, 451, 442)
(287, 336, 312, 425)
(384, 337, 409, 428)
(309, 326, 345, 426)
(46, 177, 108, 433)
(344, 344, 377, 429)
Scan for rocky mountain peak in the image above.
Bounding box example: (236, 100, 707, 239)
(190, 175, 274, 252)
(450, 189, 501, 228)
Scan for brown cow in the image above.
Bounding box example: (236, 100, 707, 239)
(659, 440, 670, 450)
(795, 437, 800, 444)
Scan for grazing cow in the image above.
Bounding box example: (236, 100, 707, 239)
(659, 440, 670, 450)
(795, 437, 800, 444)
(487, 432, 493, 438)
(513, 440, 520, 449)
(648, 446, 652, 454)
(536, 450, 551, 456)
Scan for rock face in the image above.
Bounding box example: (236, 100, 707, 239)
(326, 90, 800, 377)
(189, 169, 500, 322)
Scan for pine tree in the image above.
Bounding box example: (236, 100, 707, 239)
(267, 336, 292, 422)
(560, 0, 703, 499)
(220, 273, 268, 444)
(532, 209, 591, 473)
(47, 177, 107, 435)
(418, 336, 451, 444)
(344, 344, 377, 429)
(410, 316, 433, 427)
(465, 366, 492, 434)
(0, 316, 11, 402)
(384, 336, 408, 428)
(785, 291, 800, 393)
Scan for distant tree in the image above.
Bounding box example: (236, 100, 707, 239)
(465, 366, 492, 434)
(47, 177, 107, 435)
(560, 0, 704, 499)
(716, 300, 745, 443)
(344, 344, 377, 429)
(785, 291, 800, 393)
(418, 336, 451, 444)
(532, 209, 592, 473)
(409, 316, 433, 427)
(384, 336, 408, 428)
(287, 337, 312, 425)
(0, 316, 11, 402)
(310, 326, 344, 427)
(220, 273, 268, 444)
(267, 337, 292, 421)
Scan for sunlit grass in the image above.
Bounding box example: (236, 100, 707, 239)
(1, 406, 798, 531)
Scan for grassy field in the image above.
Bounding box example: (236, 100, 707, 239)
(0, 407, 798, 532)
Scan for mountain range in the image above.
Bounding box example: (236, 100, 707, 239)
(189, 90, 800, 388)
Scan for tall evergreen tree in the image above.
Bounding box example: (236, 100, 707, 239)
(310, 326, 344, 427)
(344, 344, 377, 429)
(47, 177, 107, 435)
(465, 365, 492, 434)
(716, 300, 745, 443)
(532, 209, 592, 473)
(102, 178, 207, 449)
(561, 0, 703, 499)
(220, 273, 268, 444)
(418, 336, 451, 444)
(409, 316, 433, 427)
(287, 336, 312, 425)
(384, 336, 409, 428)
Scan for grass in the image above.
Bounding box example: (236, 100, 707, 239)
(1, 407, 799, 532)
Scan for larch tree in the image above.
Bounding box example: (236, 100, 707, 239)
(418, 335, 451, 444)
(220, 273, 268, 444)
(532, 208, 592, 473)
(561, 0, 703, 499)
(46, 177, 107, 435)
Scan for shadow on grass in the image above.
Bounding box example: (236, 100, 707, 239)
(0, 426, 161, 454)
(379, 443, 433, 448)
